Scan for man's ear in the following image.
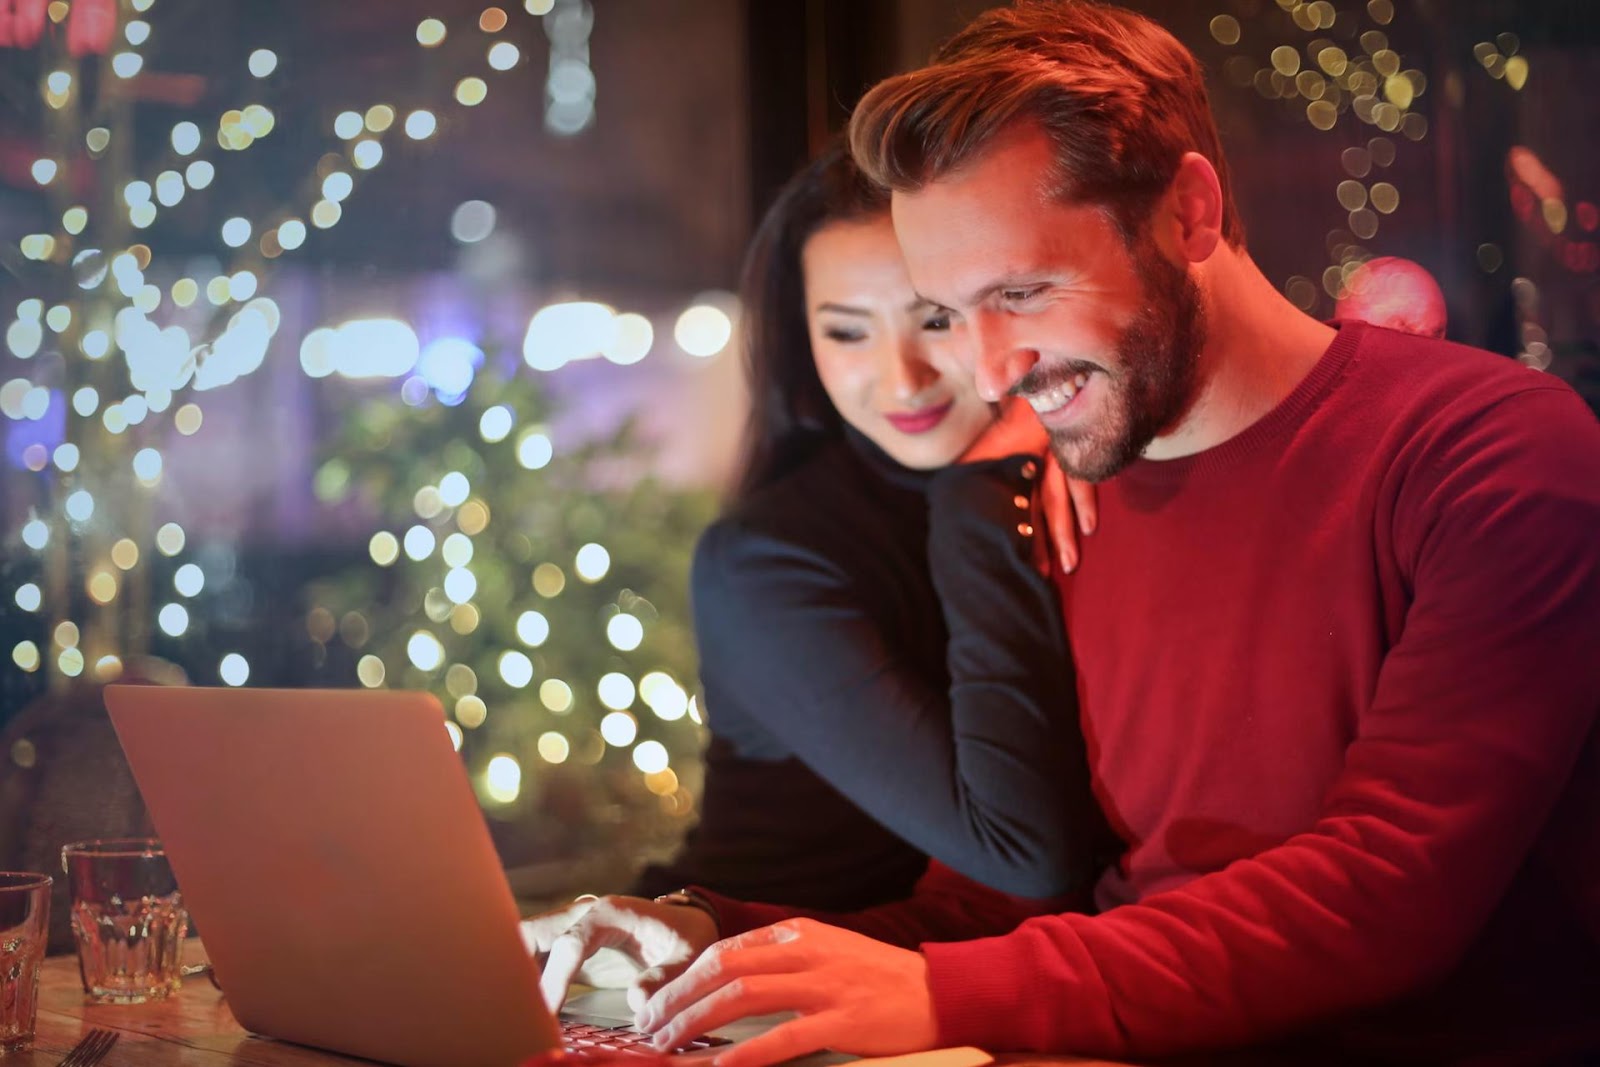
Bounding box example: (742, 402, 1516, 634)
(1161, 152, 1224, 265)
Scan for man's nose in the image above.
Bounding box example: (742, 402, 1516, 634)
(970, 314, 1040, 401)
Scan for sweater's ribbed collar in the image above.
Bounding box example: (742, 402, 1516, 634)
(1116, 319, 1364, 489)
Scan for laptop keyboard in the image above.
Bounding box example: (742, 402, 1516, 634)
(560, 1016, 732, 1055)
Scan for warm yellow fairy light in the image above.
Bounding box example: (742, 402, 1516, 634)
(538, 732, 570, 764)
(59, 648, 85, 677)
(156, 522, 186, 556)
(540, 679, 573, 713)
(446, 664, 478, 698)
(174, 403, 203, 435)
(369, 531, 400, 566)
(357, 655, 386, 688)
(312, 201, 342, 229)
(532, 563, 565, 597)
(87, 570, 118, 605)
(417, 18, 447, 46)
(111, 539, 140, 570)
(456, 695, 487, 728)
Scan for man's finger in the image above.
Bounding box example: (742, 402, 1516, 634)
(710, 1013, 840, 1067)
(715, 920, 805, 952)
(653, 975, 821, 1053)
(641, 942, 807, 1032)
(627, 961, 691, 1021)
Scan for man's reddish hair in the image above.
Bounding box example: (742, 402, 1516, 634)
(848, 0, 1245, 247)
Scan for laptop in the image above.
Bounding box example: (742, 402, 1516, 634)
(103, 685, 769, 1067)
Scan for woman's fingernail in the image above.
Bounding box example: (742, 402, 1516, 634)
(1062, 554, 1076, 573)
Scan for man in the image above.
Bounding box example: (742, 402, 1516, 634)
(525, 3, 1600, 1063)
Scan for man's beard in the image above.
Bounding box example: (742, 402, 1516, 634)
(1034, 240, 1206, 483)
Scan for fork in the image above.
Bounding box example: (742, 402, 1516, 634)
(57, 1027, 119, 1067)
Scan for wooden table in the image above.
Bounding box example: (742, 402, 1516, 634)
(15, 951, 365, 1065)
(16, 952, 1137, 1067)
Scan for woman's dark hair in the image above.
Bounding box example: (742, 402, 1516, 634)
(729, 141, 890, 502)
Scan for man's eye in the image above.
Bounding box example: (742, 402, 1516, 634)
(1002, 288, 1042, 304)
(922, 312, 951, 332)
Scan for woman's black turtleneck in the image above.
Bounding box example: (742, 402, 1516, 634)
(633, 430, 1110, 906)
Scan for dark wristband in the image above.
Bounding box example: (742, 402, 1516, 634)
(653, 887, 721, 938)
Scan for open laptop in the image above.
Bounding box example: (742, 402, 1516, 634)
(103, 685, 773, 1067)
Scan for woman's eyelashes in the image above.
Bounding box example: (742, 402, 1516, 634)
(821, 325, 868, 344)
(819, 309, 948, 344)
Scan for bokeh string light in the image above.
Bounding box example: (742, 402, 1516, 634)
(8, 0, 719, 832)
(4, 0, 624, 696)
(1210, 0, 1423, 314)
(539, 0, 596, 135)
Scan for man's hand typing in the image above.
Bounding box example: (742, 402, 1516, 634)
(637, 918, 939, 1067)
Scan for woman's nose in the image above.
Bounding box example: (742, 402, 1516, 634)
(884, 339, 940, 401)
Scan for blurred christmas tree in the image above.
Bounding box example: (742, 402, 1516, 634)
(305, 354, 718, 900)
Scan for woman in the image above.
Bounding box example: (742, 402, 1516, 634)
(631, 144, 1113, 909)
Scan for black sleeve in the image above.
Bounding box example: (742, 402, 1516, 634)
(690, 454, 1108, 898)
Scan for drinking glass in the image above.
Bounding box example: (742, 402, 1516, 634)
(61, 839, 188, 1004)
(0, 872, 51, 1054)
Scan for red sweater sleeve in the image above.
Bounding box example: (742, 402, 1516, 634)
(922, 387, 1600, 1057)
(696, 860, 1068, 949)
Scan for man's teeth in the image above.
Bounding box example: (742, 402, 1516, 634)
(1026, 373, 1091, 413)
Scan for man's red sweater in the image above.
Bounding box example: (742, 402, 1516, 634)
(699, 323, 1600, 1059)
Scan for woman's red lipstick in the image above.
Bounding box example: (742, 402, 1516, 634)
(884, 399, 954, 435)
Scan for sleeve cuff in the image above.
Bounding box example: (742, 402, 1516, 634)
(922, 935, 1047, 1050)
(688, 886, 795, 939)
(921, 917, 1114, 1055)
